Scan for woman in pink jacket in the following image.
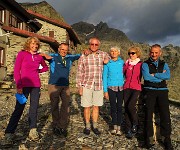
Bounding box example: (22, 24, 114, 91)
(123, 46, 142, 139)
(4, 37, 48, 143)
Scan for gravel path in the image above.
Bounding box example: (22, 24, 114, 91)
(0, 89, 179, 150)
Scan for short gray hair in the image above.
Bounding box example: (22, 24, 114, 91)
(110, 46, 120, 52)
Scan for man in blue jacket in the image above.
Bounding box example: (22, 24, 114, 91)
(44, 43, 81, 137)
(142, 44, 173, 150)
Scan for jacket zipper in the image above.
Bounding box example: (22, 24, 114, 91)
(128, 65, 134, 88)
(32, 54, 34, 61)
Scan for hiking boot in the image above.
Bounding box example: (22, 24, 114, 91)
(131, 125, 138, 134)
(145, 137, 155, 149)
(53, 127, 68, 137)
(1, 133, 14, 146)
(83, 128, 90, 135)
(164, 137, 173, 150)
(53, 127, 62, 136)
(60, 128, 68, 137)
(126, 130, 133, 139)
(92, 128, 101, 135)
(116, 130, 122, 136)
(111, 129, 117, 135)
(28, 128, 39, 141)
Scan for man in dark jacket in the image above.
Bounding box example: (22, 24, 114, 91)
(142, 44, 173, 150)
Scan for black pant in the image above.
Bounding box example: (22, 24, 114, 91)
(5, 87, 40, 133)
(144, 90, 171, 139)
(108, 88, 123, 126)
(124, 89, 140, 131)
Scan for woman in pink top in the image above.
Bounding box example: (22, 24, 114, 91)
(4, 37, 48, 142)
(123, 46, 142, 139)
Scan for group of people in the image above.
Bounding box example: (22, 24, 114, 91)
(3, 36, 173, 150)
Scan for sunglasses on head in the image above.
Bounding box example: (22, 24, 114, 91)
(128, 52, 136, 55)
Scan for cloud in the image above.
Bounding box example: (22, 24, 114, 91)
(16, 0, 180, 46)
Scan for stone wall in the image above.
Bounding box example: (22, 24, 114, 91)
(37, 19, 68, 44)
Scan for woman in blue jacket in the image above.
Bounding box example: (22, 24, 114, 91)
(103, 46, 124, 136)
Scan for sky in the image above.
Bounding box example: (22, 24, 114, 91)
(16, 0, 180, 47)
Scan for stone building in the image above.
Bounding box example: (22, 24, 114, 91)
(0, 0, 81, 88)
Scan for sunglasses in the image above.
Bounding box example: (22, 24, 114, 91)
(128, 52, 136, 55)
(90, 43, 99, 46)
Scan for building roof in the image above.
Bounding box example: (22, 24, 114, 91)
(0, 0, 42, 32)
(27, 10, 81, 45)
(2, 25, 59, 50)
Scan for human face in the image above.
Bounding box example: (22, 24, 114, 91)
(58, 44, 69, 57)
(29, 39, 39, 53)
(110, 49, 120, 59)
(89, 39, 100, 53)
(128, 51, 137, 60)
(150, 47, 161, 61)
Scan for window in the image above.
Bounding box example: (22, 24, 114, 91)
(0, 47, 4, 66)
(49, 31, 54, 38)
(9, 13, 17, 28)
(25, 25, 33, 32)
(17, 22, 23, 30)
(25, 24, 35, 32)
(0, 7, 5, 24)
(17, 18, 23, 29)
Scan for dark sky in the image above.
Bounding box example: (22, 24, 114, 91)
(16, 0, 180, 46)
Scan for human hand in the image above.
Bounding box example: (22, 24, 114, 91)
(163, 70, 166, 73)
(151, 73, 155, 76)
(79, 87, 83, 96)
(103, 58, 109, 64)
(83, 49, 91, 56)
(17, 88, 23, 94)
(104, 92, 109, 100)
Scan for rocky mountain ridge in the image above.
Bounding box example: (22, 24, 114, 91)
(72, 21, 132, 45)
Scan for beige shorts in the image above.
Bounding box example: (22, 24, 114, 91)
(81, 87, 103, 107)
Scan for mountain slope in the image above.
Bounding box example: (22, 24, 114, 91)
(20, 1, 65, 22)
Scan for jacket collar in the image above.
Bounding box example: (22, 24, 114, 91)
(109, 57, 121, 63)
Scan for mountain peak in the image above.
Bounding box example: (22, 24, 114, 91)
(72, 21, 131, 44)
(96, 21, 109, 31)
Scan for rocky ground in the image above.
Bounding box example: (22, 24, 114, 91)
(0, 89, 179, 150)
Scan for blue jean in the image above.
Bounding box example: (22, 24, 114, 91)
(5, 87, 40, 133)
(108, 88, 123, 126)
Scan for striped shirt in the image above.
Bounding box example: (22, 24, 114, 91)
(76, 50, 109, 90)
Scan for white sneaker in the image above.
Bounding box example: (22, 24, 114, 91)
(111, 129, 117, 135)
(116, 130, 122, 136)
(28, 128, 39, 141)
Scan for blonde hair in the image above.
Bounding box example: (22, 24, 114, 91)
(128, 46, 142, 58)
(23, 37, 40, 51)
